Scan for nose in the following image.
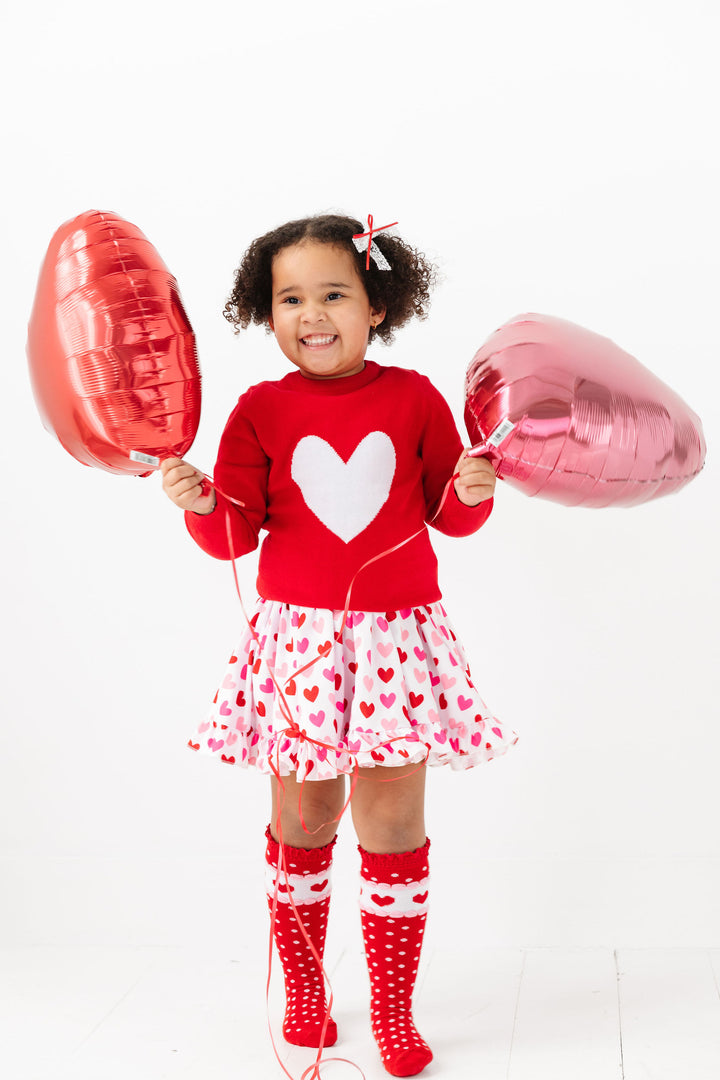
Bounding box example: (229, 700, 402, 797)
(301, 299, 327, 324)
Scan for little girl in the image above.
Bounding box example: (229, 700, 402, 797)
(161, 213, 517, 1078)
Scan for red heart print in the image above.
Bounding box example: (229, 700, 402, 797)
(378, 667, 394, 684)
(221, 754, 236, 764)
(310, 879, 329, 892)
(348, 662, 358, 675)
(256, 702, 266, 717)
(371, 750, 384, 763)
(188, 741, 200, 751)
(285, 642, 294, 652)
(360, 701, 375, 718)
(439, 693, 448, 710)
(317, 640, 331, 655)
(386, 611, 397, 621)
(397, 648, 408, 663)
(253, 659, 262, 674)
(229, 654, 238, 664)
(371, 894, 395, 907)
(408, 691, 424, 708)
(413, 891, 428, 904)
(236, 690, 246, 707)
(285, 679, 296, 696)
(334, 673, 342, 691)
(304, 685, 319, 703)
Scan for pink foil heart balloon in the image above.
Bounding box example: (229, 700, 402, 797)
(464, 313, 706, 507)
(27, 210, 201, 476)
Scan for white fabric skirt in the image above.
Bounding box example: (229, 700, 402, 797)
(188, 598, 518, 779)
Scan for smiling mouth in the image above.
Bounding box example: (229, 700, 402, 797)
(300, 334, 338, 347)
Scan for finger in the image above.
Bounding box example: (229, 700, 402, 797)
(463, 457, 495, 477)
(164, 465, 202, 490)
(160, 456, 185, 476)
(173, 474, 207, 500)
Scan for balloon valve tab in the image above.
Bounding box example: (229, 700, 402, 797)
(469, 418, 515, 457)
(130, 450, 160, 467)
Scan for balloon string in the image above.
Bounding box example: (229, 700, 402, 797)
(221, 471, 459, 1080)
(266, 769, 367, 1080)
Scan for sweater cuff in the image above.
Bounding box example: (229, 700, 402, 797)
(433, 491, 493, 537)
(184, 491, 232, 558)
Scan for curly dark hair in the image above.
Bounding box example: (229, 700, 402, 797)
(223, 213, 437, 345)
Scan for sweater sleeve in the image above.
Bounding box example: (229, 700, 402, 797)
(418, 375, 494, 538)
(184, 392, 269, 560)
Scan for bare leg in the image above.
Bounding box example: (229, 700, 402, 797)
(350, 762, 427, 853)
(270, 771, 346, 848)
(351, 763, 433, 1077)
(266, 771, 346, 1048)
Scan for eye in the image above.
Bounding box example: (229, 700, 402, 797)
(326, 291, 344, 301)
(282, 296, 300, 305)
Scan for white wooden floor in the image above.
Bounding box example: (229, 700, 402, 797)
(2, 943, 720, 1079)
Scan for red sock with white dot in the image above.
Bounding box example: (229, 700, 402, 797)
(359, 839, 433, 1077)
(265, 826, 337, 1048)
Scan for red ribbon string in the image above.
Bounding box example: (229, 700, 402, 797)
(221, 470, 460, 1079)
(352, 214, 399, 270)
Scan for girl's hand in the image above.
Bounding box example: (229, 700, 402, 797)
(160, 457, 217, 515)
(453, 450, 496, 506)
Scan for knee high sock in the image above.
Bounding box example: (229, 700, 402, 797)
(359, 839, 433, 1078)
(265, 825, 337, 1048)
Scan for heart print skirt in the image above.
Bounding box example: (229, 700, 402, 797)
(188, 598, 518, 779)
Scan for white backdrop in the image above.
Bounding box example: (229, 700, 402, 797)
(2, 0, 718, 949)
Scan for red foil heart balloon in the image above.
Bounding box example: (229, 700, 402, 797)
(27, 210, 201, 476)
(464, 313, 706, 507)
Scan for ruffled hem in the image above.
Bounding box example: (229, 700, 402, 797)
(188, 599, 518, 779)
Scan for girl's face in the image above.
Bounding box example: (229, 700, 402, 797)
(268, 241, 386, 379)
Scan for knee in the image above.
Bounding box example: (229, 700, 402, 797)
(351, 790, 426, 854)
(273, 777, 345, 847)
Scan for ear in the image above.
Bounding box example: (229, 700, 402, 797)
(370, 305, 386, 327)
(267, 316, 275, 333)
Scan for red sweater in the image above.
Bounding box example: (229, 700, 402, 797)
(185, 361, 493, 610)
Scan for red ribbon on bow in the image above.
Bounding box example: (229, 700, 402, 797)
(352, 214, 398, 270)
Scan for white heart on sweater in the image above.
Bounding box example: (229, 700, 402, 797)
(291, 432, 396, 543)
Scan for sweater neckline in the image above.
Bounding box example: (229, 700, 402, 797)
(281, 360, 382, 395)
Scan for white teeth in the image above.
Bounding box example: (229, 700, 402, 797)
(302, 334, 336, 346)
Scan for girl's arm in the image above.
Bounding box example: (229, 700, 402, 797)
(419, 376, 495, 537)
(180, 394, 269, 560)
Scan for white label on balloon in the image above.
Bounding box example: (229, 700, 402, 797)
(130, 451, 160, 467)
(487, 419, 515, 447)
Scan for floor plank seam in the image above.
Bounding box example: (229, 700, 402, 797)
(710, 950, 720, 1004)
(614, 949, 626, 1080)
(505, 948, 526, 1079)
